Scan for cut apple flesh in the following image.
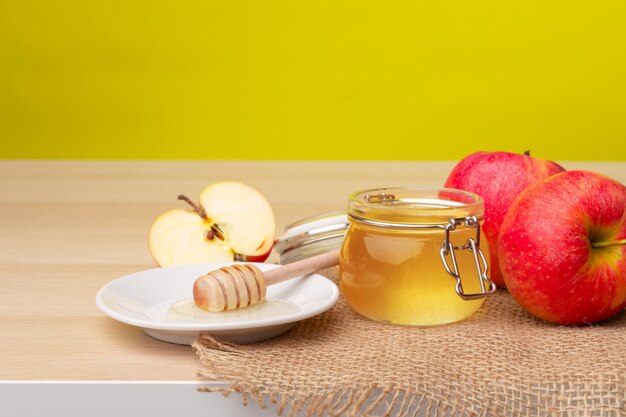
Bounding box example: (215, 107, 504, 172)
(149, 210, 234, 266)
(200, 182, 275, 257)
(148, 181, 276, 266)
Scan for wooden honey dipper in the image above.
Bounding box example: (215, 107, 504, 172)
(193, 250, 340, 312)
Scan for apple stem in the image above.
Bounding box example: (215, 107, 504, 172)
(591, 239, 626, 249)
(523, 150, 531, 156)
(177, 195, 207, 219)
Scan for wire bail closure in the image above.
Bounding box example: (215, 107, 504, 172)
(440, 216, 497, 300)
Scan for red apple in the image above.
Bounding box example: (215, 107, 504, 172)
(498, 170, 626, 324)
(444, 151, 565, 287)
(148, 182, 275, 266)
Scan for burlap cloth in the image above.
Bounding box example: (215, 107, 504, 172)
(193, 267, 626, 417)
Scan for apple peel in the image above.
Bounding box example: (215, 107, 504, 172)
(444, 151, 565, 288)
(498, 170, 626, 325)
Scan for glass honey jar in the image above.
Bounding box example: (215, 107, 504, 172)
(339, 187, 496, 326)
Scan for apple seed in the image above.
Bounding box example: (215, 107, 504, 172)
(211, 224, 226, 241)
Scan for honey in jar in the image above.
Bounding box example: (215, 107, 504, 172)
(339, 187, 496, 326)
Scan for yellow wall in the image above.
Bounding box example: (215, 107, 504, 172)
(1, 1, 625, 160)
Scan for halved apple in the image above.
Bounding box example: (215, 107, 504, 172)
(148, 182, 275, 267)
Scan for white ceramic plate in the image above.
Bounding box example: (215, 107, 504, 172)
(96, 262, 339, 345)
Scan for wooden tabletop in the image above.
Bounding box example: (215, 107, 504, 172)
(1, 160, 625, 381)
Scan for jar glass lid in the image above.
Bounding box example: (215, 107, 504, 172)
(349, 187, 484, 226)
(274, 211, 348, 264)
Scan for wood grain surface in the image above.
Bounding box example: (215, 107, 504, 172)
(1, 160, 624, 380)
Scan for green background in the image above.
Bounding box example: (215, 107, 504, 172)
(1, 1, 625, 160)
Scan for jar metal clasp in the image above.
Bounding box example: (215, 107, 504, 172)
(440, 216, 497, 300)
